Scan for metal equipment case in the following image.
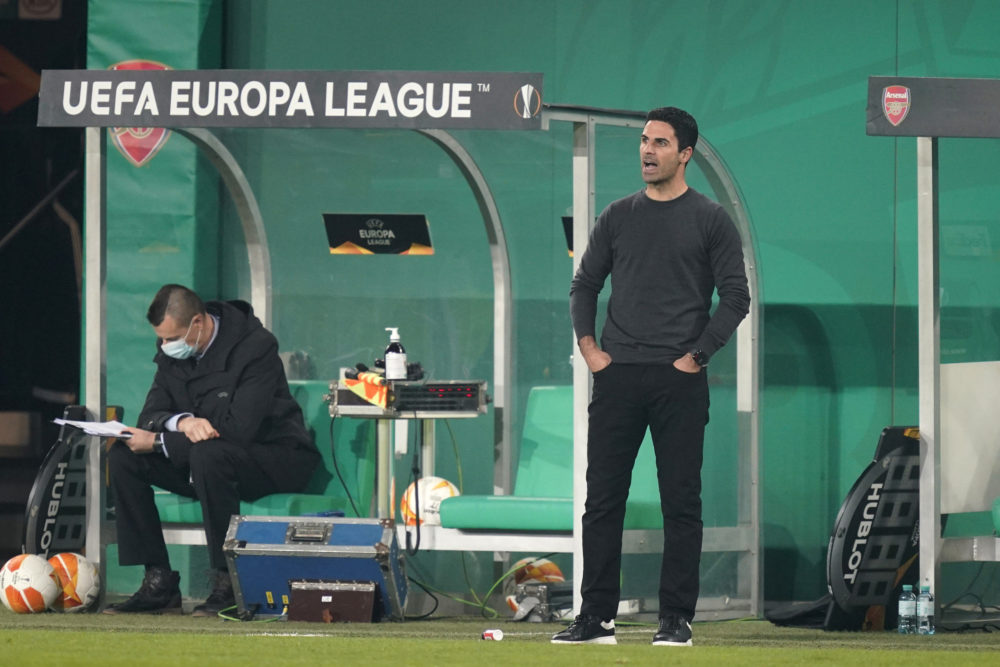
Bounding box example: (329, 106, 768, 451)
(223, 516, 407, 620)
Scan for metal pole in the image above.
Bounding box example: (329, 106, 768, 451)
(377, 419, 391, 518)
(570, 118, 596, 616)
(916, 136, 941, 599)
(83, 127, 107, 571)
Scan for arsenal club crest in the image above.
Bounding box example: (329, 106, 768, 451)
(108, 60, 171, 167)
(882, 85, 911, 127)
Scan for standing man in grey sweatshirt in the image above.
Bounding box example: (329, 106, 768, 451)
(552, 107, 750, 647)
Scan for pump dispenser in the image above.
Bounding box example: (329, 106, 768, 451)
(384, 327, 407, 380)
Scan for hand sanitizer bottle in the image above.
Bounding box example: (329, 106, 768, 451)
(384, 327, 407, 381)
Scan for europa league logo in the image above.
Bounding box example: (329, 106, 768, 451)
(514, 84, 541, 119)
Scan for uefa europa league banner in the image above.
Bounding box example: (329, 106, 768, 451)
(37, 69, 544, 130)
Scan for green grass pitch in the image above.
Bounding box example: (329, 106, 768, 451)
(2, 609, 998, 666)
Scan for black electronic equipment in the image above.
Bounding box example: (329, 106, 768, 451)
(329, 378, 488, 417)
(391, 381, 487, 413)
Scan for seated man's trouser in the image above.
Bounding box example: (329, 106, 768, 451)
(108, 438, 316, 570)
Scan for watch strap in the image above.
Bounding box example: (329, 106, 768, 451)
(690, 349, 709, 367)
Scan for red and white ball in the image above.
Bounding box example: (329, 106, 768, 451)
(0, 554, 61, 613)
(512, 557, 565, 585)
(48, 552, 101, 612)
(400, 476, 460, 526)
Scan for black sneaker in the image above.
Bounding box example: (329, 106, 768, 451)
(103, 567, 181, 614)
(551, 614, 616, 645)
(191, 569, 236, 618)
(652, 614, 693, 646)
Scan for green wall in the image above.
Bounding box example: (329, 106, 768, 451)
(87, 0, 222, 416)
(90, 0, 1000, 603)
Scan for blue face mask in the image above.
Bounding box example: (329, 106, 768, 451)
(161, 319, 202, 360)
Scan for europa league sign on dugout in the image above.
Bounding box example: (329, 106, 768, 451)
(37, 69, 544, 130)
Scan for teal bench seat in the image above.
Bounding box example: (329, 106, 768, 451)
(438, 385, 663, 532)
(154, 491, 347, 523)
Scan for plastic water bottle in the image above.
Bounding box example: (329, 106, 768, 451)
(916, 585, 935, 635)
(897, 584, 916, 634)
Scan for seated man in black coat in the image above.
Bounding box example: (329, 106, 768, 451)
(104, 284, 320, 616)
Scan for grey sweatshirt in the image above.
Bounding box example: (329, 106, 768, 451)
(570, 187, 750, 365)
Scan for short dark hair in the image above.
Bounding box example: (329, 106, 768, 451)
(646, 107, 698, 153)
(146, 284, 205, 327)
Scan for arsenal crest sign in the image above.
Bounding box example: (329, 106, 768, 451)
(109, 60, 172, 167)
(868, 76, 1000, 138)
(881, 85, 911, 127)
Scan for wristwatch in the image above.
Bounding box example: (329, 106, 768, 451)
(689, 349, 709, 367)
(152, 433, 165, 455)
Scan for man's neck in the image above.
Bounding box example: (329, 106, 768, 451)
(645, 178, 688, 202)
(197, 314, 217, 355)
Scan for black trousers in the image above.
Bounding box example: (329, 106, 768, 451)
(580, 363, 709, 622)
(108, 439, 305, 571)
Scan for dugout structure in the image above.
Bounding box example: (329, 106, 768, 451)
(867, 76, 1000, 615)
(37, 69, 761, 618)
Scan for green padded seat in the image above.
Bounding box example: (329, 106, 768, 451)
(440, 496, 573, 531)
(153, 492, 203, 523)
(993, 497, 1000, 534)
(439, 385, 663, 532)
(438, 495, 662, 531)
(241, 492, 342, 516)
(153, 490, 343, 523)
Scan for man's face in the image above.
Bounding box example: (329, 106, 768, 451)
(154, 313, 201, 348)
(640, 120, 690, 185)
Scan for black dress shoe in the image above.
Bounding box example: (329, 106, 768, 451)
(103, 567, 182, 614)
(191, 569, 236, 618)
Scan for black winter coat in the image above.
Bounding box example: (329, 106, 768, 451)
(137, 300, 319, 489)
